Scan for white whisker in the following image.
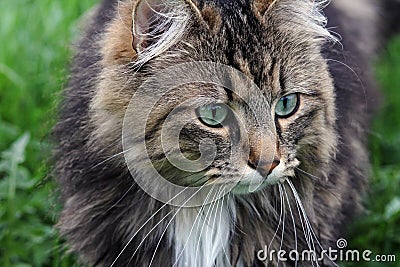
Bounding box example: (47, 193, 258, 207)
(196, 185, 227, 265)
(219, 193, 233, 266)
(111, 183, 203, 266)
(92, 146, 135, 169)
(277, 184, 286, 265)
(282, 183, 298, 267)
(127, 182, 212, 266)
(286, 180, 339, 267)
(172, 185, 218, 267)
(193, 185, 222, 263)
(295, 167, 320, 181)
(267, 185, 284, 258)
(103, 183, 135, 215)
(326, 58, 367, 106)
(286, 180, 315, 264)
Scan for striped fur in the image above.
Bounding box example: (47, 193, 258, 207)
(54, 0, 389, 266)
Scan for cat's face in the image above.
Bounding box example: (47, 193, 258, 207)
(92, 0, 338, 199)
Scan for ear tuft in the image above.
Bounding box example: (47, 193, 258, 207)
(132, 0, 163, 52)
(132, 0, 190, 66)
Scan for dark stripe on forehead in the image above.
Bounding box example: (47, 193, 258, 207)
(268, 57, 277, 77)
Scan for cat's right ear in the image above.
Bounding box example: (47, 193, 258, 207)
(132, 0, 164, 53)
(132, 0, 220, 54)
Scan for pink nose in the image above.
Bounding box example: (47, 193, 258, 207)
(247, 132, 281, 177)
(248, 156, 280, 177)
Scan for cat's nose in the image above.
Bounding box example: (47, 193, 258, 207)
(247, 133, 281, 177)
(248, 154, 280, 177)
(247, 141, 281, 177)
(247, 132, 281, 177)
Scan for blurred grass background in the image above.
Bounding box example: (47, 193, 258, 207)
(0, 0, 399, 266)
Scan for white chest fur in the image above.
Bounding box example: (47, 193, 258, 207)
(169, 198, 236, 267)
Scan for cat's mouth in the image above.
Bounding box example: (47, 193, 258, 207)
(232, 164, 291, 194)
(203, 163, 294, 195)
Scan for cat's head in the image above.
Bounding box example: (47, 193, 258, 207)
(90, 0, 338, 202)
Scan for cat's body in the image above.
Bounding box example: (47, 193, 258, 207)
(54, 0, 396, 266)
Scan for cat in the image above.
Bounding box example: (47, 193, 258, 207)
(53, 0, 398, 266)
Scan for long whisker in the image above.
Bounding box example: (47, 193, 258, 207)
(267, 184, 284, 257)
(150, 183, 218, 266)
(111, 183, 200, 266)
(286, 180, 339, 267)
(219, 193, 233, 266)
(198, 185, 229, 266)
(172, 184, 221, 267)
(277, 184, 286, 265)
(282, 182, 298, 267)
(151, 183, 218, 267)
(213, 186, 232, 266)
(92, 146, 136, 169)
(295, 167, 320, 181)
(180, 185, 218, 266)
(193, 185, 223, 264)
(286, 179, 315, 265)
(326, 58, 367, 106)
(296, 167, 343, 203)
(127, 182, 213, 266)
(103, 183, 135, 215)
(124, 205, 176, 266)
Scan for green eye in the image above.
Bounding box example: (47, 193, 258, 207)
(196, 103, 229, 127)
(275, 93, 299, 118)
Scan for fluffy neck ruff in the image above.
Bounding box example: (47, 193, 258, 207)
(169, 197, 237, 267)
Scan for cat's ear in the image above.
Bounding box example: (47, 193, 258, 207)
(132, 0, 191, 61)
(184, 0, 222, 32)
(132, 0, 164, 53)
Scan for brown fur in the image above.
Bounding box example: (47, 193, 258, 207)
(54, 0, 384, 266)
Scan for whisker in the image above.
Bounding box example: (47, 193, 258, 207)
(193, 185, 222, 264)
(102, 183, 135, 215)
(286, 180, 339, 267)
(267, 184, 284, 256)
(282, 183, 298, 267)
(128, 183, 213, 266)
(214, 186, 233, 266)
(286, 179, 315, 264)
(91, 146, 136, 169)
(151, 184, 218, 267)
(111, 183, 200, 266)
(296, 167, 344, 205)
(125, 206, 176, 266)
(219, 193, 233, 266)
(195, 185, 226, 266)
(172, 184, 220, 267)
(295, 167, 320, 181)
(326, 58, 367, 106)
(277, 184, 286, 265)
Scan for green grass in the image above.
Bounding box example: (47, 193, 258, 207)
(0, 1, 399, 266)
(0, 1, 97, 266)
(343, 37, 400, 267)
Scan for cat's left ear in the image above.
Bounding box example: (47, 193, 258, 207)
(183, 0, 222, 32)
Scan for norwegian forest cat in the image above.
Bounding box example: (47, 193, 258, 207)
(54, 0, 399, 266)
